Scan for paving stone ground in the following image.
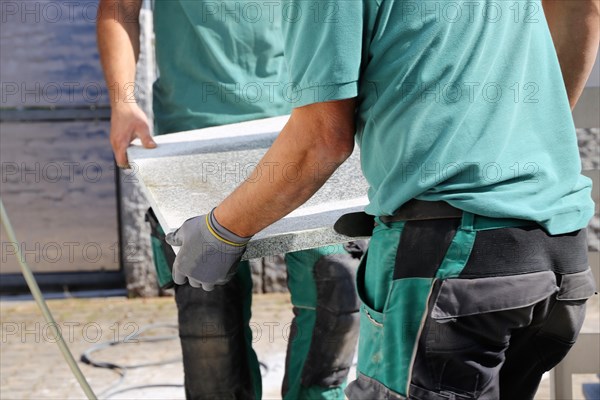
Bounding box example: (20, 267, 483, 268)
(1, 293, 598, 400)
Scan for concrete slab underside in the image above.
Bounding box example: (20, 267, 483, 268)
(127, 115, 370, 260)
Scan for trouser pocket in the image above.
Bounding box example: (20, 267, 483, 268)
(410, 271, 559, 399)
(350, 253, 437, 399)
(357, 251, 385, 372)
(499, 268, 596, 400)
(352, 253, 388, 396)
(533, 268, 597, 369)
(352, 221, 402, 389)
(348, 218, 463, 400)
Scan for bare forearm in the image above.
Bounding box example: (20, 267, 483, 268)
(543, 0, 600, 109)
(97, 0, 142, 108)
(214, 100, 356, 237)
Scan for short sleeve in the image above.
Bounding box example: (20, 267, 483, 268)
(281, 0, 364, 107)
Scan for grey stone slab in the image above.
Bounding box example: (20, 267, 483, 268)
(127, 116, 370, 260)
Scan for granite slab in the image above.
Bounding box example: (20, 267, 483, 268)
(127, 116, 370, 260)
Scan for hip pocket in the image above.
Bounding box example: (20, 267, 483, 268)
(356, 253, 386, 379)
(540, 268, 597, 345)
(356, 250, 436, 397)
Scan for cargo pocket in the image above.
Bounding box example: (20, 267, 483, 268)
(355, 252, 385, 380)
(556, 268, 597, 301)
(351, 281, 435, 400)
(430, 270, 559, 320)
(416, 271, 559, 398)
(352, 241, 436, 398)
(351, 217, 468, 398)
(535, 268, 597, 370)
(348, 247, 412, 399)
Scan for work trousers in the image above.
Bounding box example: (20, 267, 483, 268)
(175, 242, 365, 400)
(346, 212, 596, 399)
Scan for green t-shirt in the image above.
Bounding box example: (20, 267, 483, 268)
(152, 0, 292, 134)
(282, 0, 594, 235)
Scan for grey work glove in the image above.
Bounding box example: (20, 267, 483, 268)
(165, 209, 251, 291)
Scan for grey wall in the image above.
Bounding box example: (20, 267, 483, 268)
(0, 121, 119, 273)
(0, 0, 108, 109)
(0, 1, 120, 277)
(573, 48, 600, 129)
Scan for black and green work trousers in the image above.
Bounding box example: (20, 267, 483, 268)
(346, 211, 596, 399)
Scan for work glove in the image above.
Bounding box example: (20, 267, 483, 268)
(165, 209, 251, 291)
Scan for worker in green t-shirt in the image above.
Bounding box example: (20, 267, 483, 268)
(97, 1, 364, 399)
(165, 0, 599, 398)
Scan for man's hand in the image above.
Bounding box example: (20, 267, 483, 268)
(97, 0, 155, 168)
(165, 209, 251, 291)
(109, 103, 156, 168)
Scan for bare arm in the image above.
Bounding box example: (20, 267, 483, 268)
(543, 0, 600, 109)
(214, 99, 357, 237)
(97, 0, 155, 168)
(97, 0, 141, 96)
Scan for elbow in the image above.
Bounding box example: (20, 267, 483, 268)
(290, 98, 357, 165)
(327, 129, 355, 164)
(306, 124, 355, 171)
(317, 109, 356, 165)
(308, 120, 355, 166)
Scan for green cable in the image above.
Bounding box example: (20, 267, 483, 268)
(0, 198, 98, 400)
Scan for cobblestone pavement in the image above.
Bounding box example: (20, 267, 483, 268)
(1, 293, 598, 400)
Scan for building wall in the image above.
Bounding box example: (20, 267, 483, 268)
(0, 1, 122, 278)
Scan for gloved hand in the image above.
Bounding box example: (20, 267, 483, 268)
(165, 208, 251, 291)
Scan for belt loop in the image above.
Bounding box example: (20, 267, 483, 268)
(461, 211, 475, 231)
